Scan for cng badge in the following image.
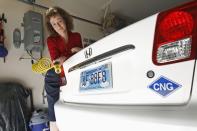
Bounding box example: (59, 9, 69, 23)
(148, 76, 182, 97)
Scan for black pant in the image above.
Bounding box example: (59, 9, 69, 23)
(45, 69, 61, 121)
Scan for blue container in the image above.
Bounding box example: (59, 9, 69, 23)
(29, 110, 50, 131)
(0, 43, 8, 57)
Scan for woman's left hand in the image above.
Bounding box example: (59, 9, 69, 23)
(71, 47, 82, 53)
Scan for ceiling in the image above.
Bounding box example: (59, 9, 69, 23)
(79, 0, 193, 22)
(34, 0, 194, 25)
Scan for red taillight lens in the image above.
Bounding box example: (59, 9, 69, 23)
(159, 11, 194, 41)
(153, 1, 197, 65)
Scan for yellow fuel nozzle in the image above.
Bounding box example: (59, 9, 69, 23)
(53, 62, 61, 74)
(32, 58, 61, 74)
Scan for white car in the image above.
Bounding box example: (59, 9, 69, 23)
(55, 1, 197, 131)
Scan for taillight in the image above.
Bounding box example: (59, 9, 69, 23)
(153, 1, 197, 65)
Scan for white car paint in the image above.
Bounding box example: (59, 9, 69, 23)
(55, 1, 197, 130)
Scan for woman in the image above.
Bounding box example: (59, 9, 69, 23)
(45, 7, 82, 131)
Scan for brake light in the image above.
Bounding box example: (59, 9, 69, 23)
(153, 1, 197, 65)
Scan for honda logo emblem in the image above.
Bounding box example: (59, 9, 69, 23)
(84, 47, 92, 58)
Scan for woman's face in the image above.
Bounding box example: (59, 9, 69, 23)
(50, 14, 67, 36)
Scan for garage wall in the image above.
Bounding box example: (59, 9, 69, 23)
(0, 0, 103, 108)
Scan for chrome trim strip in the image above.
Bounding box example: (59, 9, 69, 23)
(68, 44, 135, 72)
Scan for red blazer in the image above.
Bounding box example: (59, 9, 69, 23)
(47, 32, 82, 77)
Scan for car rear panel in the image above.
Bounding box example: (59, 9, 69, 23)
(55, 1, 197, 131)
(60, 13, 195, 105)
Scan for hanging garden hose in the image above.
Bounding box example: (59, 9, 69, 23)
(32, 57, 61, 74)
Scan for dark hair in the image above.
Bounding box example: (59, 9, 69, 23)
(45, 6, 73, 36)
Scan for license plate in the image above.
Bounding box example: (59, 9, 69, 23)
(79, 63, 112, 91)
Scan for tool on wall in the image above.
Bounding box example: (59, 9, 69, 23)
(0, 13, 8, 63)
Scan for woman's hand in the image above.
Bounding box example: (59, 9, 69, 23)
(53, 56, 67, 65)
(71, 47, 82, 53)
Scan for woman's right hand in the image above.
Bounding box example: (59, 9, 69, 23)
(53, 56, 67, 66)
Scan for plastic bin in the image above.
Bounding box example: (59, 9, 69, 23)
(29, 110, 50, 131)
